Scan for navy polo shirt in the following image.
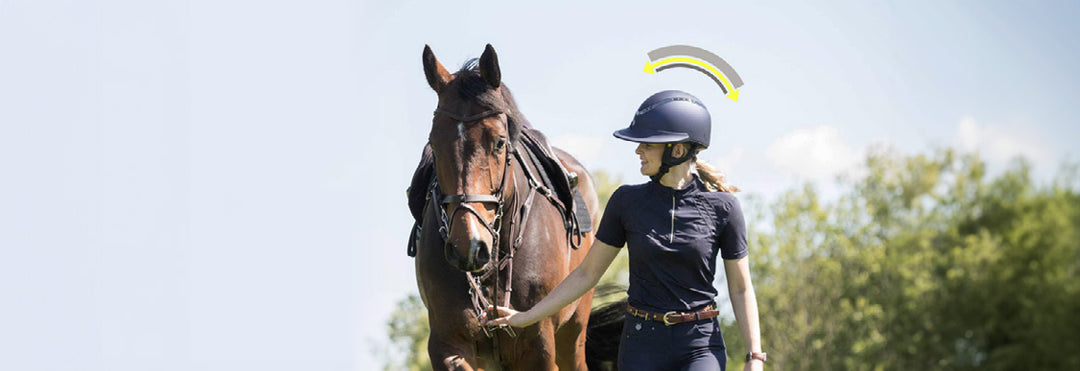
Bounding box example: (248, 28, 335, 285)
(595, 175, 748, 312)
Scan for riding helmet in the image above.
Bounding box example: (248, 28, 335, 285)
(613, 90, 711, 148)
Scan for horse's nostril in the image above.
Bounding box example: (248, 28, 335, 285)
(444, 243, 460, 266)
(474, 240, 491, 265)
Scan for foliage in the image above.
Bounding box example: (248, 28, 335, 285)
(719, 149, 1080, 370)
(382, 294, 431, 371)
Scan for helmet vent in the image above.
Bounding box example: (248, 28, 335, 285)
(634, 97, 705, 117)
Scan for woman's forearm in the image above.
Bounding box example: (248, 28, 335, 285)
(519, 266, 601, 325)
(729, 284, 762, 353)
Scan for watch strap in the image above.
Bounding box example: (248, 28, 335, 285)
(746, 351, 767, 363)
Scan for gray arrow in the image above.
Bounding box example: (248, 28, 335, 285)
(648, 45, 743, 89)
(656, 63, 728, 94)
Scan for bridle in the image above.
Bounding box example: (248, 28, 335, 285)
(431, 105, 512, 262)
(430, 104, 520, 339)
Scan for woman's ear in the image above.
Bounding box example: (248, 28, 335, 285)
(673, 143, 687, 158)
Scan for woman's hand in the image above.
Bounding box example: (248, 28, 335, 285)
(482, 306, 532, 328)
(744, 359, 764, 371)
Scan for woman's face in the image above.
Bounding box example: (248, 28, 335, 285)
(636, 143, 665, 176)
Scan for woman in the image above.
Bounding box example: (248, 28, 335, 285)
(485, 90, 765, 370)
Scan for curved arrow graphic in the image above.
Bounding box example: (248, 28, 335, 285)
(644, 45, 743, 101)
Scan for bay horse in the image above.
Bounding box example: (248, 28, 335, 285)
(413, 44, 607, 370)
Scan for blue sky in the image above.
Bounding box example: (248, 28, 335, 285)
(1, 0, 1077, 369)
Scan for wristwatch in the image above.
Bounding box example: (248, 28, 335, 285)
(745, 351, 767, 363)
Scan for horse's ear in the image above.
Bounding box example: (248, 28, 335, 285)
(479, 44, 501, 88)
(422, 44, 452, 93)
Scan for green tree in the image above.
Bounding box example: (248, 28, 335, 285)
(381, 294, 431, 371)
(722, 149, 1080, 370)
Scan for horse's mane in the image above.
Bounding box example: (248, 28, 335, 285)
(450, 58, 526, 143)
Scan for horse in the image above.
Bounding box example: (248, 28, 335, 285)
(412, 43, 609, 370)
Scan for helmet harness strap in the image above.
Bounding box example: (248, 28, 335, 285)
(650, 143, 699, 182)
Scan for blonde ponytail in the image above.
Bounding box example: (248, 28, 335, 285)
(693, 157, 739, 193)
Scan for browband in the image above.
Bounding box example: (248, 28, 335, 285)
(434, 106, 504, 123)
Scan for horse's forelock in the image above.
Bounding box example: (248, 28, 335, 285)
(430, 63, 523, 194)
(446, 59, 523, 143)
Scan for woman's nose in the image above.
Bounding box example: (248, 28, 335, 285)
(635, 143, 645, 155)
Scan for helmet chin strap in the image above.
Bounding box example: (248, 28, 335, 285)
(650, 143, 697, 182)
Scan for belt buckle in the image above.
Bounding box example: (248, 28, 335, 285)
(662, 311, 677, 326)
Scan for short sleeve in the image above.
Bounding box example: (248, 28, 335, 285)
(594, 186, 628, 248)
(718, 196, 749, 259)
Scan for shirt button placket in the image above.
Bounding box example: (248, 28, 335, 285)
(669, 194, 676, 244)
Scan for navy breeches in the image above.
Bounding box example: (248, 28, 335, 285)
(618, 315, 728, 370)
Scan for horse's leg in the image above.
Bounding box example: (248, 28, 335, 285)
(428, 334, 477, 371)
(554, 313, 586, 371)
(554, 289, 594, 371)
(503, 321, 559, 371)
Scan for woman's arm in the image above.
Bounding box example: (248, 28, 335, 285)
(725, 256, 763, 369)
(484, 240, 621, 327)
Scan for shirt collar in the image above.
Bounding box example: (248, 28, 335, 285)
(648, 174, 704, 196)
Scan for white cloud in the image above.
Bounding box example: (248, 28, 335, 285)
(955, 116, 1050, 165)
(766, 125, 859, 181)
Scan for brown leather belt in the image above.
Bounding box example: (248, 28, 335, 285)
(626, 303, 719, 326)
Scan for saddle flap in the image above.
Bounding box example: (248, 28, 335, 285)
(519, 129, 592, 236)
(519, 129, 575, 216)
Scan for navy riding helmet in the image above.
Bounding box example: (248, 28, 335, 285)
(613, 90, 712, 180)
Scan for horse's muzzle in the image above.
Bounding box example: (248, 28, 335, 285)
(445, 238, 491, 272)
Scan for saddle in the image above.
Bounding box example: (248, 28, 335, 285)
(406, 128, 591, 256)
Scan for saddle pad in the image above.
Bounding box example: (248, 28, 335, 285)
(573, 187, 592, 233)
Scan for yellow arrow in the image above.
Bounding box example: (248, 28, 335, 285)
(643, 60, 658, 74)
(644, 57, 740, 101)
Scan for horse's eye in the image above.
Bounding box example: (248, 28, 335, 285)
(494, 137, 507, 152)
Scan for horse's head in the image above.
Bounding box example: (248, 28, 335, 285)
(423, 44, 522, 272)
